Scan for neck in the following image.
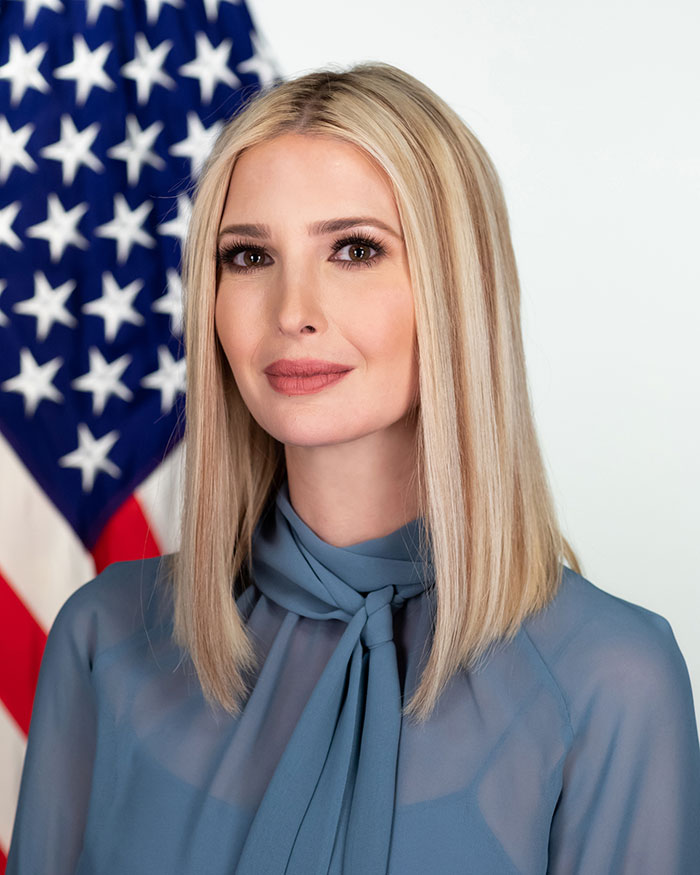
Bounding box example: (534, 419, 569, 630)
(282, 416, 419, 548)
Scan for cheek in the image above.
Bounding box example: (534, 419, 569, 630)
(215, 290, 246, 370)
(352, 287, 415, 367)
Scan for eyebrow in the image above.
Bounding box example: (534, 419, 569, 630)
(217, 217, 403, 241)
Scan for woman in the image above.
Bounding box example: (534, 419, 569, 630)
(7, 63, 700, 874)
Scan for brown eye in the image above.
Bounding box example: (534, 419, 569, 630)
(217, 243, 271, 272)
(334, 241, 379, 263)
(330, 232, 386, 269)
(240, 249, 265, 267)
(349, 244, 370, 262)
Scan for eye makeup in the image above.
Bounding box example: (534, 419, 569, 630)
(216, 231, 388, 274)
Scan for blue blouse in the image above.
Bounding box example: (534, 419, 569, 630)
(7, 479, 700, 873)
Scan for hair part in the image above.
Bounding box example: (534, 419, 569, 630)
(168, 61, 582, 724)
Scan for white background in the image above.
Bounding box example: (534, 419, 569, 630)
(248, 0, 700, 720)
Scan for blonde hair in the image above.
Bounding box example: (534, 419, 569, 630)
(170, 61, 582, 724)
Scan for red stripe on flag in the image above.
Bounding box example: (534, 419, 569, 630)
(1, 845, 6, 875)
(0, 569, 48, 737)
(91, 494, 162, 574)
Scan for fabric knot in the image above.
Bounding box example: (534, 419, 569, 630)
(361, 585, 397, 650)
(238, 478, 434, 875)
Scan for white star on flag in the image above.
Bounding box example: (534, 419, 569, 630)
(202, 0, 241, 21)
(141, 345, 186, 413)
(157, 193, 191, 244)
(0, 201, 23, 251)
(26, 193, 89, 262)
(107, 115, 165, 186)
(53, 35, 116, 105)
(13, 271, 77, 341)
(85, 0, 123, 25)
(82, 272, 145, 342)
(0, 117, 37, 183)
(0, 36, 50, 106)
(2, 348, 64, 417)
(152, 268, 184, 336)
(40, 115, 103, 186)
(121, 33, 176, 105)
(237, 32, 279, 89)
(144, 0, 182, 26)
(169, 112, 223, 178)
(10, 0, 64, 27)
(71, 347, 133, 416)
(178, 32, 240, 104)
(58, 423, 121, 492)
(0, 280, 8, 327)
(94, 194, 155, 263)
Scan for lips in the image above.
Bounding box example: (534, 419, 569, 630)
(264, 359, 353, 377)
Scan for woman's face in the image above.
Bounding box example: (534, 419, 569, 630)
(215, 132, 418, 451)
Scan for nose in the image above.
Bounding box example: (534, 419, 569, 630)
(273, 261, 328, 336)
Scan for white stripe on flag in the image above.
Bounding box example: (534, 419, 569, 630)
(0, 699, 26, 858)
(0, 432, 95, 632)
(135, 441, 184, 555)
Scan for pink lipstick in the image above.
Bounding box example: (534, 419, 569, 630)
(264, 359, 353, 396)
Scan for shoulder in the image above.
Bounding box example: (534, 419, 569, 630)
(520, 566, 694, 730)
(48, 554, 175, 667)
(522, 564, 677, 659)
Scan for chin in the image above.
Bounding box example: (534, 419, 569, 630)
(270, 427, 359, 449)
(262, 414, 373, 449)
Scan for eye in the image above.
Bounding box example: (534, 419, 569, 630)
(216, 233, 388, 273)
(216, 242, 272, 272)
(331, 234, 386, 269)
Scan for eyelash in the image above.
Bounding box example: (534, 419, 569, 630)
(216, 233, 388, 274)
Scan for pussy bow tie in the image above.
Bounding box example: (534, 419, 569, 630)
(236, 481, 431, 875)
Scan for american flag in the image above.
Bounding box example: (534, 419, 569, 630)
(0, 0, 279, 866)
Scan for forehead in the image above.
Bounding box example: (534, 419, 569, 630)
(221, 133, 398, 222)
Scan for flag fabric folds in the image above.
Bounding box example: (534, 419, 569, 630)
(0, 1, 279, 867)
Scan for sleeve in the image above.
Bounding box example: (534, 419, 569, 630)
(5, 585, 98, 875)
(546, 613, 700, 874)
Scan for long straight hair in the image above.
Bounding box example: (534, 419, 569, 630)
(170, 62, 582, 724)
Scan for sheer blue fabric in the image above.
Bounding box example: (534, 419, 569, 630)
(7, 479, 700, 873)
